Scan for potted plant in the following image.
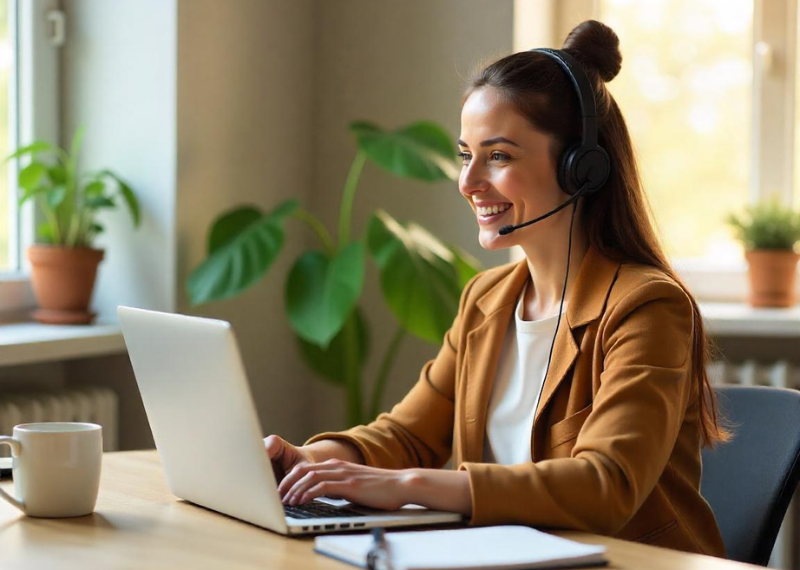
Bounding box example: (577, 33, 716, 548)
(7, 127, 141, 324)
(726, 198, 800, 307)
(187, 120, 480, 427)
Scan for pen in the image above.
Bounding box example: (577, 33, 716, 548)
(366, 527, 393, 570)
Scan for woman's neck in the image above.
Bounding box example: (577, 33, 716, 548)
(519, 230, 588, 321)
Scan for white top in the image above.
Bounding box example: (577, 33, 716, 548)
(483, 286, 564, 465)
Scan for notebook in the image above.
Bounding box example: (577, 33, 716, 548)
(314, 525, 608, 570)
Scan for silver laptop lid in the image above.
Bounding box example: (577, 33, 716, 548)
(118, 306, 288, 533)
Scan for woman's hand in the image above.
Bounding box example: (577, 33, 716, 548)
(263, 435, 315, 482)
(278, 459, 415, 511)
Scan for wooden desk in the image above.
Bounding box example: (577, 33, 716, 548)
(0, 451, 757, 570)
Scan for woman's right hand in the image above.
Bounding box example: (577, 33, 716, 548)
(263, 434, 314, 482)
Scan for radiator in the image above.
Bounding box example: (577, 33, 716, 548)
(708, 359, 799, 570)
(0, 386, 118, 456)
(708, 359, 800, 390)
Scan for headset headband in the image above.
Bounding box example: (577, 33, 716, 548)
(530, 48, 598, 147)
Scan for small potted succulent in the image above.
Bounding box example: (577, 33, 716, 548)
(726, 198, 800, 307)
(7, 127, 141, 324)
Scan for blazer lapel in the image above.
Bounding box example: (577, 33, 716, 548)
(462, 261, 529, 463)
(533, 245, 622, 428)
(533, 316, 579, 422)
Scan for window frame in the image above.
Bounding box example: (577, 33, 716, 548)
(513, 0, 800, 303)
(0, 0, 61, 318)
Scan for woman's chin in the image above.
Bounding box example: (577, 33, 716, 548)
(478, 228, 512, 251)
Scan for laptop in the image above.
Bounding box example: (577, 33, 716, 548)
(117, 306, 464, 535)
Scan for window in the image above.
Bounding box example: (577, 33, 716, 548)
(514, 0, 798, 302)
(0, 0, 16, 273)
(600, 0, 753, 264)
(0, 0, 60, 317)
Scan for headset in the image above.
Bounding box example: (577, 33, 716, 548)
(536, 47, 611, 197)
(498, 48, 611, 236)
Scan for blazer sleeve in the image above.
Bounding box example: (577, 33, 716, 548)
(304, 273, 479, 470)
(459, 279, 696, 534)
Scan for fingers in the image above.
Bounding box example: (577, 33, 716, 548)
(279, 459, 349, 503)
(263, 435, 286, 461)
(295, 481, 349, 506)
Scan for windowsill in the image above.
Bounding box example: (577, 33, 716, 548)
(0, 320, 126, 367)
(700, 302, 800, 337)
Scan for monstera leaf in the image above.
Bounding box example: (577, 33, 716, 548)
(286, 242, 365, 348)
(350, 120, 459, 181)
(296, 308, 370, 385)
(187, 199, 298, 305)
(367, 210, 480, 344)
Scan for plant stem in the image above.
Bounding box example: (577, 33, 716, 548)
(342, 313, 363, 427)
(36, 195, 61, 244)
(370, 326, 406, 420)
(338, 151, 367, 248)
(63, 157, 79, 247)
(292, 208, 336, 256)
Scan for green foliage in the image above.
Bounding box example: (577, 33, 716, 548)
(726, 198, 800, 251)
(6, 127, 141, 247)
(367, 210, 473, 344)
(187, 120, 481, 426)
(286, 243, 365, 348)
(187, 201, 298, 304)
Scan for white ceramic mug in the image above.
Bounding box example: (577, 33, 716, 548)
(0, 422, 102, 517)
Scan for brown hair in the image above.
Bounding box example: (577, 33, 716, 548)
(463, 20, 729, 446)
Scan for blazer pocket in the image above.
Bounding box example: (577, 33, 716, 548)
(548, 404, 593, 449)
(634, 519, 678, 545)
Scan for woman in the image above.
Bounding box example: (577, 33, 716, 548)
(265, 20, 727, 557)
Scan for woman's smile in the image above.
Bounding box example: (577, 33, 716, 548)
(475, 202, 513, 225)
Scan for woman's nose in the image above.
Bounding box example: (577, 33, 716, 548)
(459, 163, 489, 197)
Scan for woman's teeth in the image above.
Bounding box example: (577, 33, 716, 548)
(477, 204, 511, 216)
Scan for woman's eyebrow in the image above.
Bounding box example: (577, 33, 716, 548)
(456, 136, 521, 148)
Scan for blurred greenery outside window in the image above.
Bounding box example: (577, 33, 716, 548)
(0, 0, 14, 273)
(600, 0, 753, 265)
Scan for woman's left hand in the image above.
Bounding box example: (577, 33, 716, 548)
(278, 459, 415, 511)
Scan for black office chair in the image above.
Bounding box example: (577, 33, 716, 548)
(700, 385, 800, 566)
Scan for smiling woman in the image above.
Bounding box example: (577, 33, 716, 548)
(265, 19, 730, 558)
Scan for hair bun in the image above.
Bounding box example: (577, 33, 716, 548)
(561, 20, 622, 83)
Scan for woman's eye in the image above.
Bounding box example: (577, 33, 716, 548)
(456, 151, 508, 164)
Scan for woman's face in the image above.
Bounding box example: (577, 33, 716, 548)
(458, 86, 564, 250)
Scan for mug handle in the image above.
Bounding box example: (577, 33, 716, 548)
(0, 436, 25, 512)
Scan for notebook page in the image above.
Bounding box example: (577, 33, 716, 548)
(315, 525, 607, 570)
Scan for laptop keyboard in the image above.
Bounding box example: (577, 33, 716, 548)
(284, 502, 368, 519)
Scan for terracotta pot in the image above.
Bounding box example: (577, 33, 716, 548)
(27, 245, 105, 324)
(744, 249, 799, 308)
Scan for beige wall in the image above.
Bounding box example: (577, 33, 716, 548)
(308, 0, 513, 432)
(58, 0, 514, 447)
(176, 0, 318, 444)
(175, 0, 514, 440)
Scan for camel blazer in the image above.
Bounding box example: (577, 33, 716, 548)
(307, 244, 725, 557)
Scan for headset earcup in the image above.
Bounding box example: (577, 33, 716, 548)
(574, 146, 611, 193)
(558, 143, 582, 195)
